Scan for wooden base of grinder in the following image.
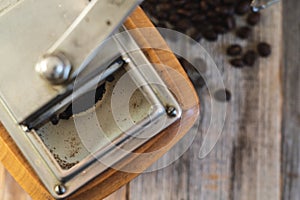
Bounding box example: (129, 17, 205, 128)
(0, 7, 199, 200)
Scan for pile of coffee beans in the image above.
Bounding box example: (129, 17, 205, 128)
(227, 42, 271, 67)
(141, 0, 272, 67)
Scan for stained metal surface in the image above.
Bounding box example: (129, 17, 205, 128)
(0, 0, 87, 123)
(26, 57, 181, 198)
(47, 0, 143, 80)
(35, 68, 152, 171)
(0, 0, 142, 124)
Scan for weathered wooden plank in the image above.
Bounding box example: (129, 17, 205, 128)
(281, 1, 300, 200)
(0, 163, 5, 199)
(130, 2, 282, 200)
(0, 0, 285, 199)
(0, 167, 127, 200)
(0, 168, 127, 200)
(0, 164, 31, 200)
(104, 186, 127, 200)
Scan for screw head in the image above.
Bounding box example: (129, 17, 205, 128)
(54, 184, 66, 195)
(35, 53, 72, 85)
(166, 106, 177, 117)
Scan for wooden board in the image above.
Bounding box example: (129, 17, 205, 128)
(0, 6, 199, 200)
(129, 2, 283, 200)
(0, 163, 31, 200)
(281, 1, 300, 199)
(4, 1, 300, 200)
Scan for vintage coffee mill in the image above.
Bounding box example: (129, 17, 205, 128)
(0, 0, 199, 199)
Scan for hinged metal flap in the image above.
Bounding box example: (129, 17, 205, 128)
(48, 0, 143, 80)
(0, 0, 141, 124)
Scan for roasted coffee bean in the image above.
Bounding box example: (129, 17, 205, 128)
(50, 115, 59, 125)
(199, 1, 209, 11)
(236, 26, 252, 39)
(214, 25, 227, 34)
(155, 11, 169, 20)
(223, 16, 236, 30)
(197, 21, 213, 32)
(207, 0, 220, 7)
(106, 75, 115, 82)
(206, 10, 217, 18)
(230, 58, 244, 68)
(208, 17, 223, 26)
(194, 57, 207, 73)
(174, 19, 191, 31)
(195, 76, 206, 89)
(172, 0, 186, 7)
(184, 2, 198, 10)
(223, 0, 237, 5)
(169, 13, 180, 23)
(243, 50, 257, 66)
(59, 109, 72, 120)
(157, 3, 171, 12)
(177, 57, 206, 89)
(215, 5, 235, 16)
(141, 2, 156, 14)
(191, 14, 206, 23)
(257, 42, 272, 57)
(247, 12, 261, 26)
(235, 1, 251, 15)
(227, 44, 242, 56)
(190, 31, 202, 41)
(177, 9, 193, 17)
(203, 29, 218, 41)
(59, 82, 107, 121)
(214, 89, 232, 102)
(156, 22, 167, 28)
(95, 84, 106, 103)
(178, 57, 194, 73)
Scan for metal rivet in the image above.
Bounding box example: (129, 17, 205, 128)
(122, 56, 131, 64)
(20, 125, 30, 132)
(166, 106, 177, 117)
(54, 184, 66, 195)
(35, 53, 72, 85)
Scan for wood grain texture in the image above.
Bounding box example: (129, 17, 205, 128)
(0, 163, 5, 199)
(281, 1, 300, 200)
(0, 161, 126, 200)
(0, 164, 31, 200)
(0, 125, 53, 200)
(130, 2, 282, 200)
(3, 0, 299, 200)
(0, 6, 199, 200)
(103, 186, 127, 200)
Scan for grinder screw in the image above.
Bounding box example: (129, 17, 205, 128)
(54, 184, 67, 195)
(166, 106, 177, 117)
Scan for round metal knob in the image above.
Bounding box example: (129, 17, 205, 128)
(35, 53, 72, 85)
